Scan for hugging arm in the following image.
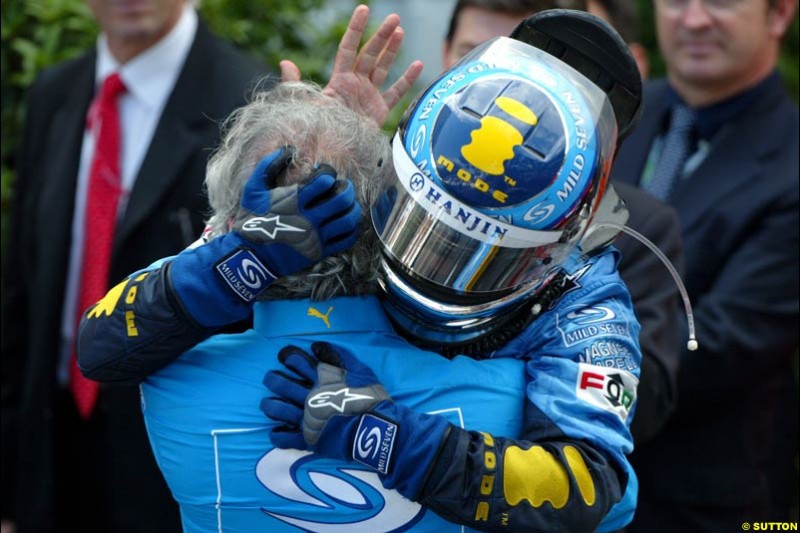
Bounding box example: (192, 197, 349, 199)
(78, 148, 360, 383)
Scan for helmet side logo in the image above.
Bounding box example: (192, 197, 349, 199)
(430, 78, 566, 211)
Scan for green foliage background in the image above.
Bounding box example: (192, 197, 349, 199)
(1, 0, 798, 260)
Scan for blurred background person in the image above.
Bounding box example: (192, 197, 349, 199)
(610, 0, 799, 528)
(443, 0, 584, 68)
(0, 0, 266, 531)
(586, 0, 651, 78)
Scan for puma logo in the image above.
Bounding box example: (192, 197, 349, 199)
(307, 306, 334, 329)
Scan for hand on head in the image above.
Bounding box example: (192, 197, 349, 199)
(281, 4, 424, 128)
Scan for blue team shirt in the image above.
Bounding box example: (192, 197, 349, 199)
(142, 296, 527, 532)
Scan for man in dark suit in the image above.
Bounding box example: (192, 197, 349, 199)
(0, 0, 267, 531)
(610, 0, 799, 528)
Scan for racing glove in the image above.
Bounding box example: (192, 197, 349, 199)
(261, 341, 452, 499)
(169, 147, 361, 327)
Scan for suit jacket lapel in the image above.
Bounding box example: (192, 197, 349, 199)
(113, 22, 213, 253)
(671, 80, 787, 228)
(39, 55, 96, 268)
(670, 124, 758, 229)
(612, 80, 671, 187)
(114, 115, 201, 251)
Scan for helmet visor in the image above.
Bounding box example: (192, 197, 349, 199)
(373, 136, 582, 294)
(372, 37, 617, 296)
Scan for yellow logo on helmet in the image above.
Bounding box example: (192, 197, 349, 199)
(461, 96, 538, 176)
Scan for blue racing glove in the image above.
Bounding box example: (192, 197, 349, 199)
(261, 342, 452, 499)
(169, 147, 361, 327)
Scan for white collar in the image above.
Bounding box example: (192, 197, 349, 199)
(95, 4, 198, 110)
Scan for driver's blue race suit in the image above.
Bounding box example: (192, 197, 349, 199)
(79, 248, 641, 532)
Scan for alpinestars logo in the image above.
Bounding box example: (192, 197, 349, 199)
(241, 215, 305, 240)
(257, 449, 422, 531)
(544, 263, 592, 309)
(307, 388, 376, 413)
(556, 264, 592, 294)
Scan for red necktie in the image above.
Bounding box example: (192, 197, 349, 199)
(69, 72, 126, 420)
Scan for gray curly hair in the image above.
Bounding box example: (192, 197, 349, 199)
(204, 81, 391, 300)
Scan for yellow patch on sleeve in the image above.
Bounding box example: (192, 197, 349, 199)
(86, 279, 129, 319)
(474, 502, 489, 521)
(503, 446, 570, 509)
(564, 445, 596, 506)
(481, 475, 495, 495)
(125, 311, 138, 337)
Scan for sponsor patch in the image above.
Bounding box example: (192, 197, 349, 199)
(215, 249, 275, 302)
(557, 302, 634, 352)
(353, 414, 397, 475)
(576, 363, 638, 422)
(578, 341, 638, 372)
(566, 306, 616, 325)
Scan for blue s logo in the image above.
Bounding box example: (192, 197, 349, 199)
(215, 249, 275, 302)
(566, 306, 617, 325)
(257, 449, 424, 531)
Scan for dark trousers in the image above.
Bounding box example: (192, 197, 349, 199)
(53, 388, 181, 533)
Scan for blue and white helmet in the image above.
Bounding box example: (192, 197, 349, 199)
(372, 36, 621, 349)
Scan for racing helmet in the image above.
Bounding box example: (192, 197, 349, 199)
(372, 30, 624, 353)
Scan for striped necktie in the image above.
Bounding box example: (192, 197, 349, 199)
(646, 103, 696, 201)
